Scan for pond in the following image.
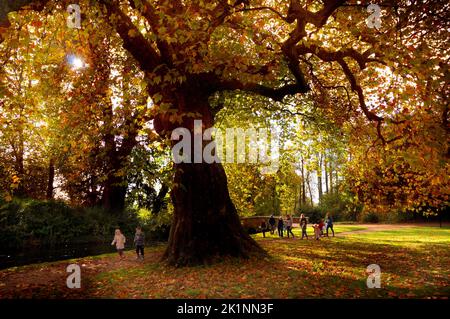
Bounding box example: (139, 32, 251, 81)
(0, 241, 162, 270)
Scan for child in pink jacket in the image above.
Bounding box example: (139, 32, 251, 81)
(111, 228, 126, 260)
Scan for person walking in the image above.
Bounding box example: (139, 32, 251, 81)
(286, 215, 295, 238)
(134, 226, 145, 260)
(325, 213, 335, 237)
(111, 228, 126, 260)
(312, 224, 321, 240)
(269, 214, 276, 235)
(277, 216, 284, 238)
(318, 219, 325, 237)
(300, 213, 308, 239)
(260, 220, 268, 238)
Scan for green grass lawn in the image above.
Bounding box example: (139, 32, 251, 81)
(0, 225, 449, 299)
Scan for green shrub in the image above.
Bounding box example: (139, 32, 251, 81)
(317, 192, 363, 222)
(297, 204, 324, 223)
(0, 199, 25, 248)
(361, 211, 379, 223)
(136, 205, 172, 241)
(0, 197, 165, 249)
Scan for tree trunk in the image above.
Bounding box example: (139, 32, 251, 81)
(301, 156, 306, 205)
(164, 162, 263, 266)
(155, 86, 265, 266)
(324, 155, 329, 193)
(46, 158, 54, 200)
(102, 176, 127, 212)
(329, 160, 333, 195)
(317, 154, 323, 201)
(152, 183, 169, 215)
(335, 171, 339, 194)
(307, 171, 313, 206)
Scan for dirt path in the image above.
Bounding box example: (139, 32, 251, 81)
(0, 249, 165, 298)
(337, 223, 449, 236)
(336, 224, 411, 236)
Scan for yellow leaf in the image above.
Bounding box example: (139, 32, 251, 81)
(128, 29, 138, 38)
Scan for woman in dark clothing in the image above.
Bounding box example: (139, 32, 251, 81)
(277, 217, 284, 238)
(134, 226, 145, 260)
(300, 214, 308, 239)
(325, 213, 335, 237)
(268, 214, 276, 235)
(261, 220, 267, 238)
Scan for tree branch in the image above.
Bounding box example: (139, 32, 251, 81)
(99, 0, 161, 72)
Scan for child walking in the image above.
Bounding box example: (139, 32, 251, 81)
(286, 215, 295, 238)
(111, 228, 126, 260)
(134, 226, 145, 260)
(312, 224, 321, 240)
(318, 219, 325, 237)
(300, 214, 308, 239)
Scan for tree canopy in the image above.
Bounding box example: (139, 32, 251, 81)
(0, 0, 448, 264)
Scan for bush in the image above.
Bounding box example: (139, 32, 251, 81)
(136, 206, 172, 241)
(361, 211, 379, 223)
(0, 197, 163, 249)
(0, 198, 79, 248)
(297, 204, 324, 224)
(0, 198, 24, 248)
(318, 192, 363, 222)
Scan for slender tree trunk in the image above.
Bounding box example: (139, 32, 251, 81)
(324, 154, 329, 193)
(307, 171, 313, 206)
(301, 156, 306, 205)
(329, 160, 333, 195)
(317, 154, 323, 201)
(46, 158, 54, 200)
(335, 170, 339, 194)
(13, 120, 26, 197)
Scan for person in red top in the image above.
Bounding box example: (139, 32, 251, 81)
(318, 219, 325, 237)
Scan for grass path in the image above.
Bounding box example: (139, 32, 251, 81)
(336, 224, 412, 236)
(0, 225, 449, 299)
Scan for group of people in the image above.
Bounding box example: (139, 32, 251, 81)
(110, 214, 335, 260)
(261, 213, 334, 240)
(111, 226, 145, 260)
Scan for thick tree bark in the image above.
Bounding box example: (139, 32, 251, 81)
(164, 161, 264, 266)
(156, 87, 265, 266)
(102, 176, 127, 212)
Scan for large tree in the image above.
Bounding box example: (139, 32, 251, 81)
(1, 0, 448, 265)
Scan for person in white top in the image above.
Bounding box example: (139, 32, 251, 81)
(111, 228, 126, 260)
(286, 215, 295, 238)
